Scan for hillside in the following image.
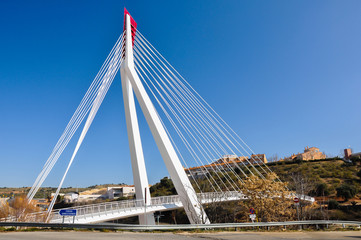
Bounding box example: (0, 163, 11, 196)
(1, 158, 361, 223)
(148, 158, 361, 223)
(0, 183, 125, 199)
(267, 158, 361, 200)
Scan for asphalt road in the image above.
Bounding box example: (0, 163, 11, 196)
(0, 231, 360, 240)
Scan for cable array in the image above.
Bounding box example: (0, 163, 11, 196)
(27, 32, 125, 209)
(133, 30, 278, 192)
(27, 25, 282, 216)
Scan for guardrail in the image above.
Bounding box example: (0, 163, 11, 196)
(0, 220, 359, 230)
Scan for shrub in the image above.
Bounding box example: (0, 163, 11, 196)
(336, 184, 357, 201)
(328, 199, 339, 210)
(313, 183, 330, 196)
(357, 169, 361, 179)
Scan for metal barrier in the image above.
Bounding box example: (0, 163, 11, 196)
(0, 220, 359, 231)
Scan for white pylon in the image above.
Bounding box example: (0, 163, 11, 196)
(121, 11, 209, 224)
(120, 12, 155, 225)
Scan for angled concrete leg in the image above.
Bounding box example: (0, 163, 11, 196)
(121, 66, 155, 225)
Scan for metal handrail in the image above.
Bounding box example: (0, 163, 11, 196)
(0, 191, 314, 223)
(49, 191, 242, 222)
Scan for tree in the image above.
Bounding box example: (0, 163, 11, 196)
(0, 195, 42, 221)
(357, 169, 361, 179)
(327, 199, 339, 210)
(289, 172, 315, 197)
(351, 157, 361, 166)
(314, 183, 330, 197)
(150, 177, 176, 197)
(237, 173, 295, 222)
(336, 184, 357, 201)
(268, 154, 279, 163)
(0, 201, 11, 219)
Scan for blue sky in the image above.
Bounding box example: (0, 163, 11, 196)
(0, 1, 360, 187)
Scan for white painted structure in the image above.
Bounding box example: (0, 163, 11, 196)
(22, 9, 307, 226)
(120, 13, 209, 224)
(63, 192, 79, 203)
(120, 14, 155, 225)
(48, 192, 244, 224)
(7, 192, 313, 224)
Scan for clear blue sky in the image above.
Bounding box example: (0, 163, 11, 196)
(0, 1, 360, 187)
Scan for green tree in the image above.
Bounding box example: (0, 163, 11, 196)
(357, 169, 361, 179)
(328, 199, 339, 210)
(314, 183, 330, 196)
(336, 184, 356, 201)
(150, 177, 176, 197)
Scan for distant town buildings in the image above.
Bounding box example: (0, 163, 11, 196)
(184, 154, 267, 178)
(344, 148, 361, 160)
(282, 146, 326, 162)
(106, 186, 135, 199)
(63, 192, 79, 203)
(50, 185, 137, 204)
(33, 198, 49, 210)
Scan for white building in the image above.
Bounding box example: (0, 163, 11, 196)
(107, 186, 135, 199)
(63, 192, 79, 203)
(78, 194, 106, 202)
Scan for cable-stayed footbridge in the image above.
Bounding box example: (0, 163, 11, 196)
(15, 9, 314, 225)
(4, 192, 313, 224)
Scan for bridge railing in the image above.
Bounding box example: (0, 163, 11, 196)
(0, 191, 314, 223)
(50, 191, 250, 222)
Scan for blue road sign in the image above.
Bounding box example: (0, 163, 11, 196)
(249, 208, 255, 214)
(59, 209, 77, 216)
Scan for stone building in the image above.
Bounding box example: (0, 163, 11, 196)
(344, 148, 361, 160)
(249, 154, 268, 164)
(283, 146, 326, 161)
(184, 154, 267, 178)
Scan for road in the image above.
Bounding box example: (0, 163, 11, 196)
(0, 231, 360, 240)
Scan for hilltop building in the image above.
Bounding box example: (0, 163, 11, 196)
(344, 148, 361, 160)
(283, 146, 326, 161)
(250, 154, 267, 164)
(184, 154, 267, 178)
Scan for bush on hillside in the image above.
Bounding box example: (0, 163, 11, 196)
(316, 183, 330, 196)
(328, 199, 339, 210)
(310, 183, 330, 197)
(357, 169, 361, 179)
(150, 177, 176, 197)
(336, 184, 357, 201)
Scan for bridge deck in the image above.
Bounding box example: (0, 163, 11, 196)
(50, 192, 246, 223)
(0, 192, 314, 224)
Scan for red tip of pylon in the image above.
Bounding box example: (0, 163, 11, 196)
(124, 8, 137, 47)
(124, 8, 137, 30)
